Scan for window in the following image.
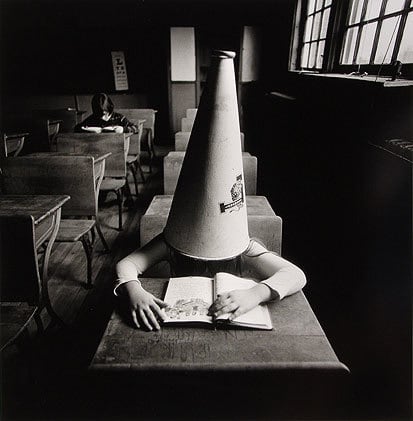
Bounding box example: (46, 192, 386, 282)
(341, 0, 413, 65)
(292, 0, 413, 78)
(300, 0, 333, 70)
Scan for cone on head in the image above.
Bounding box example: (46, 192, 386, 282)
(164, 50, 250, 260)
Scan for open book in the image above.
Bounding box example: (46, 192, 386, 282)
(163, 272, 272, 330)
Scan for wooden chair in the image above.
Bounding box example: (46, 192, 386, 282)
(33, 109, 86, 133)
(114, 109, 147, 193)
(2, 112, 52, 153)
(1, 155, 109, 288)
(0, 215, 43, 351)
(53, 133, 131, 230)
(1, 132, 28, 158)
(118, 108, 157, 173)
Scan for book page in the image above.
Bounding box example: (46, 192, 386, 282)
(164, 277, 213, 323)
(215, 272, 272, 329)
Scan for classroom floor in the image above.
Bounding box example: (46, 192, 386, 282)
(1, 145, 173, 421)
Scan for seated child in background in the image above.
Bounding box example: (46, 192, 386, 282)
(75, 93, 138, 134)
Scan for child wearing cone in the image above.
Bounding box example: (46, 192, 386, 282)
(115, 50, 306, 331)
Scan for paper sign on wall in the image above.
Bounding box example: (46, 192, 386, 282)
(111, 51, 129, 91)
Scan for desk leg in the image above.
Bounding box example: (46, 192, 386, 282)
(41, 208, 65, 327)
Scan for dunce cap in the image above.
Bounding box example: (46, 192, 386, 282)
(164, 50, 250, 260)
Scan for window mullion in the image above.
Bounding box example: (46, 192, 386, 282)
(370, 0, 387, 63)
(391, 0, 411, 62)
(315, 1, 324, 68)
(352, 0, 368, 64)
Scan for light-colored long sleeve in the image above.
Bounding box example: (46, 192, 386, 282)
(242, 240, 306, 300)
(114, 234, 169, 295)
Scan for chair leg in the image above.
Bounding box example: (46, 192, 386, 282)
(148, 134, 155, 173)
(129, 163, 139, 196)
(34, 311, 44, 334)
(95, 220, 110, 253)
(88, 216, 96, 245)
(116, 188, 123, 231)
(81, 235, 94, 289)
(136, 159, 146, 183)
(40, 272, 66, 329)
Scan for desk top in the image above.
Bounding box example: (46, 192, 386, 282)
(26, 151, 111, 164)
(91, 278, 349, 373)
(0, 195, 70, 224)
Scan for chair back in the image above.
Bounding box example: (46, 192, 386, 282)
(1, 156, 97, 217)
(53, 133, 129, 178)
(118, 108, 157, 146)
(0, 215, 41, 304)
(111, 109, 146, 156)
(33, 109, 82, 133)
(1, 133, 27, 158)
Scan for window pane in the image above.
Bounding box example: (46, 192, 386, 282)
(356, 22, 377, 63)
(341, 27, 358, 64)
(308, 0, 316, 14)
(325, 0, 332, 6)
(320, 8, 331, 38)
(374, 16, 400, 63)
(364, 0, 383, 20)
(309, 42, 317, 67)
(304, 15, 313, 42)
(315, 0, 324, 11)
(385, 0, 406, 15)
(349, 0, 364, 24)
(301, 43, 310, 68)
(312, 11, 322, 40)
(316, 40, 326, 68)
(397, 12, 413, 63)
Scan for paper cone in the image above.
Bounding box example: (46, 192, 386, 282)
(164, 50, 250, 260)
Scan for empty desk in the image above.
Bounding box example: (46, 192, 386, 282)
(175, 131, 245, 151)
(164, 151, 256, 194)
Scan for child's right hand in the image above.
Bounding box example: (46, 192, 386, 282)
(119, 281, 168, 331)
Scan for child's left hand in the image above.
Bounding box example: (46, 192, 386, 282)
(208, 284, 271, 321)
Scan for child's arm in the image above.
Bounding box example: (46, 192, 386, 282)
(115, 234, 169, 330)
(209, 241, 306, 320)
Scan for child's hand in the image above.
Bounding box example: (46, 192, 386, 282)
(208, 284, 271, 321)
(113, 125, 124, 133)
(120, 281, 168, 330)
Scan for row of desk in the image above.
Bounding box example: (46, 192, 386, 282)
(1, 121, 350, 418)
(85, 116, 350, 418)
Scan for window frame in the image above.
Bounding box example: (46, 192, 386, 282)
(291, 0, 413, 79)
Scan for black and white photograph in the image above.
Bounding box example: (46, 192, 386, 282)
(1, 0, 412, 420)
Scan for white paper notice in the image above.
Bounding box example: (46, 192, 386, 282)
(111, 51, 129, 91)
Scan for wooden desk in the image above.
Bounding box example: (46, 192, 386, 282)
(26, 151, 111, 184)
(54, 133, 130, 178)
(92, 278, 347, 372)
(0, 195, 70, 317)
(89, 278, 349, 418)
